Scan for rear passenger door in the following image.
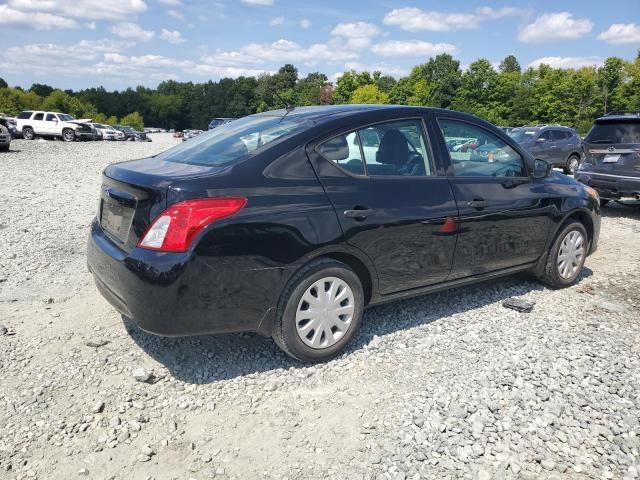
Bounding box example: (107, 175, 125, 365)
(435, 117, 553, 277)
(308, 117, 459, 295)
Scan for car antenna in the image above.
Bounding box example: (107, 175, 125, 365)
(272, 91, 295, 121)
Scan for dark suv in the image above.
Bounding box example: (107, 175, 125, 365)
(575, 112, 640, 205)
(509, 126, 582, 174)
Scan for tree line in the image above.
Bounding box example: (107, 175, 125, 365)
(1, 52, 639, 134)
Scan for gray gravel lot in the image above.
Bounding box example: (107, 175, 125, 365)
(1, 136, 639, 480)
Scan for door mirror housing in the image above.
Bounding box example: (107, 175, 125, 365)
(532, 158, 552, 179)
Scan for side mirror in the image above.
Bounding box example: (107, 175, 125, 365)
(532, 158, 552, 179)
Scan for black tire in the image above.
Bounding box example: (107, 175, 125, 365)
(600, 199, 610, 207)
(273, 259, 364, 363)
(62, 129, 75, 142)
(0, 144, 9, 152)
(564, 154, 580, 175)
(540, 221, 588, 289)
(22, 127, 35, 140)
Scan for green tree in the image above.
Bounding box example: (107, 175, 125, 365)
(30, 83, 54, 97)
(41, 90, 95, 117)
(453, 59, 498, 121)
(332, 70, 374, 104)
(411, 54, 462, 109)
(350, 84, 389, 104)
(119, 112, 144, 130)
(499, 55, 521, 74)
(0, 78, 8, 89)
(598, 57, 627, 114)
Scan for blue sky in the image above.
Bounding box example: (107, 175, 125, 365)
(1, 0, 639, 90)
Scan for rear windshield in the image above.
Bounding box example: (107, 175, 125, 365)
(158, 115, 311, 167)
(586, 120, 640, 144)
(509, 129, 537, 143)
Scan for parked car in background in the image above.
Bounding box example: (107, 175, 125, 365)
(182, 129, 204, 141)
(0, 115, 13, 151)
(87, 105, 600, 363)
(91, 123, 125, 141)
(113, 125, 151, 142)
(14, 111, 98, 142)
(208, 117, 236, 130)
(509, 125, 582, 174)
(498, 126, 515, 135)
(575, 111, 640, 206)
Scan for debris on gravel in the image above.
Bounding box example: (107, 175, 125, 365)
(1, 137, 639, 479)
(84, 339, 109, 348)
(502, 297, 535, 312)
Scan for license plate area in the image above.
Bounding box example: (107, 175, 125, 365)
(100, 199, 134, 243)
(602, 154, 620, 163)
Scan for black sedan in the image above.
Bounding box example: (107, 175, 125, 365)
(87, 105, 601, 362)
(113, 125, 151, 142)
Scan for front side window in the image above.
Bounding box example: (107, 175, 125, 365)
(45, 113, 57, 122)
(538, 130, 552, 141)
(33, 113, 44, 121)
(439, 119, 526, 177)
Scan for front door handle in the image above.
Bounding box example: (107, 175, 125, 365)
(344, 208, 374, 220)
(466, 200, 489, 209)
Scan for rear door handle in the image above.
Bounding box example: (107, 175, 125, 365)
(466, 200, 489, 209)
(344, 208, 374, 220)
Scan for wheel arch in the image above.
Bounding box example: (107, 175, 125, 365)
(561, 208, 594, 246)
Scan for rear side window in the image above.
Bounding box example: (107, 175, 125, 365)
(317, 119, 434, 177)
(18, 111, 32, 119)
(438, 119, 525, 177)
(33, 113, 44, 121)
(586, 121, 640, 144)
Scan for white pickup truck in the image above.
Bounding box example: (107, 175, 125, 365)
(15, 111, 98, 142)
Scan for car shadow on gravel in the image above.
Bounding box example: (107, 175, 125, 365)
(126, 270, 593, 384)
(601, 201, 640, 220)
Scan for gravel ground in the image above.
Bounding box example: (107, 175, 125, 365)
(1, 136, 639, 480)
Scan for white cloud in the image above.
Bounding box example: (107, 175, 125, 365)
(240, 0, 273, 5)
(519, 12, 593, 43)
(86, 21, 96, 29)
(0, 5, 78, 30)
(158, 0, 180, 4)
(160, 29, 185, 44)
(597, 23, 640, 45)
(527, 56, 604, 69)
(331, 22, 380, 38)
(383, 6, 526, 32)
(5, 0, 148, 21)
(167, 9, 183, 19)
(300, 19, 311, 29)
(111, 22, 155, 42)
(269, 16, 284, 26)
(372, 40, 458, 57)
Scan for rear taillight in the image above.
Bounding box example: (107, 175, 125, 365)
(138, 197, 247, 252)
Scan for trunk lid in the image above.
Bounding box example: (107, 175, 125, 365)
(583, 142, 640, 176)
(100, 157, 231, 252)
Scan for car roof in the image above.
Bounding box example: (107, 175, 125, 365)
(595, 113, 640, 122)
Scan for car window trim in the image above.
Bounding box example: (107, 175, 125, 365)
(435, 116, 531, 179)
(313, 116, 438, 179)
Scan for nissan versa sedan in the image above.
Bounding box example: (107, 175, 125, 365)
(87, 105, 601, 362)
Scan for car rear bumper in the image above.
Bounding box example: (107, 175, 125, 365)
(87, 220, 291, 337)
(575, 171, 640, 199)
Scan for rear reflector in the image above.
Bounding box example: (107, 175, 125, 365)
(138, 197, 247, 252)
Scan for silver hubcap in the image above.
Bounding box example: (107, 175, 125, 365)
(64, 131, 74, 141)
(569, 157, 579, 173)
(557, 230, 585, 279)
(295, 276, 354, 349)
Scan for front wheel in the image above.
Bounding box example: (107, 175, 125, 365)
(273, 259, 364, 363)
(540, 221, 588, 288)
(62, 129, 75, 142)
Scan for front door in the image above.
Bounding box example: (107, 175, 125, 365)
(308, 118, 459, 295)
(43, 113, 59, 135)
(435, 117, 553, 277)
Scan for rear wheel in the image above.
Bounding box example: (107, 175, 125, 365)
(540, 221, 588, 288)
(0, 144, 9, 152)
(62, 128, 75, 142)
(273, 259, 364, 363)
(565, 154, 580, 175)
(22, 127, 35, 140)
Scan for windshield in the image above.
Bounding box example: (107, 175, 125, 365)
(58, 114, 75, 121)
(209, 119, 225, 128)
(509, 129, 537, 143)
(586, 121, 640, 144)
(157, 114, 311, 167)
